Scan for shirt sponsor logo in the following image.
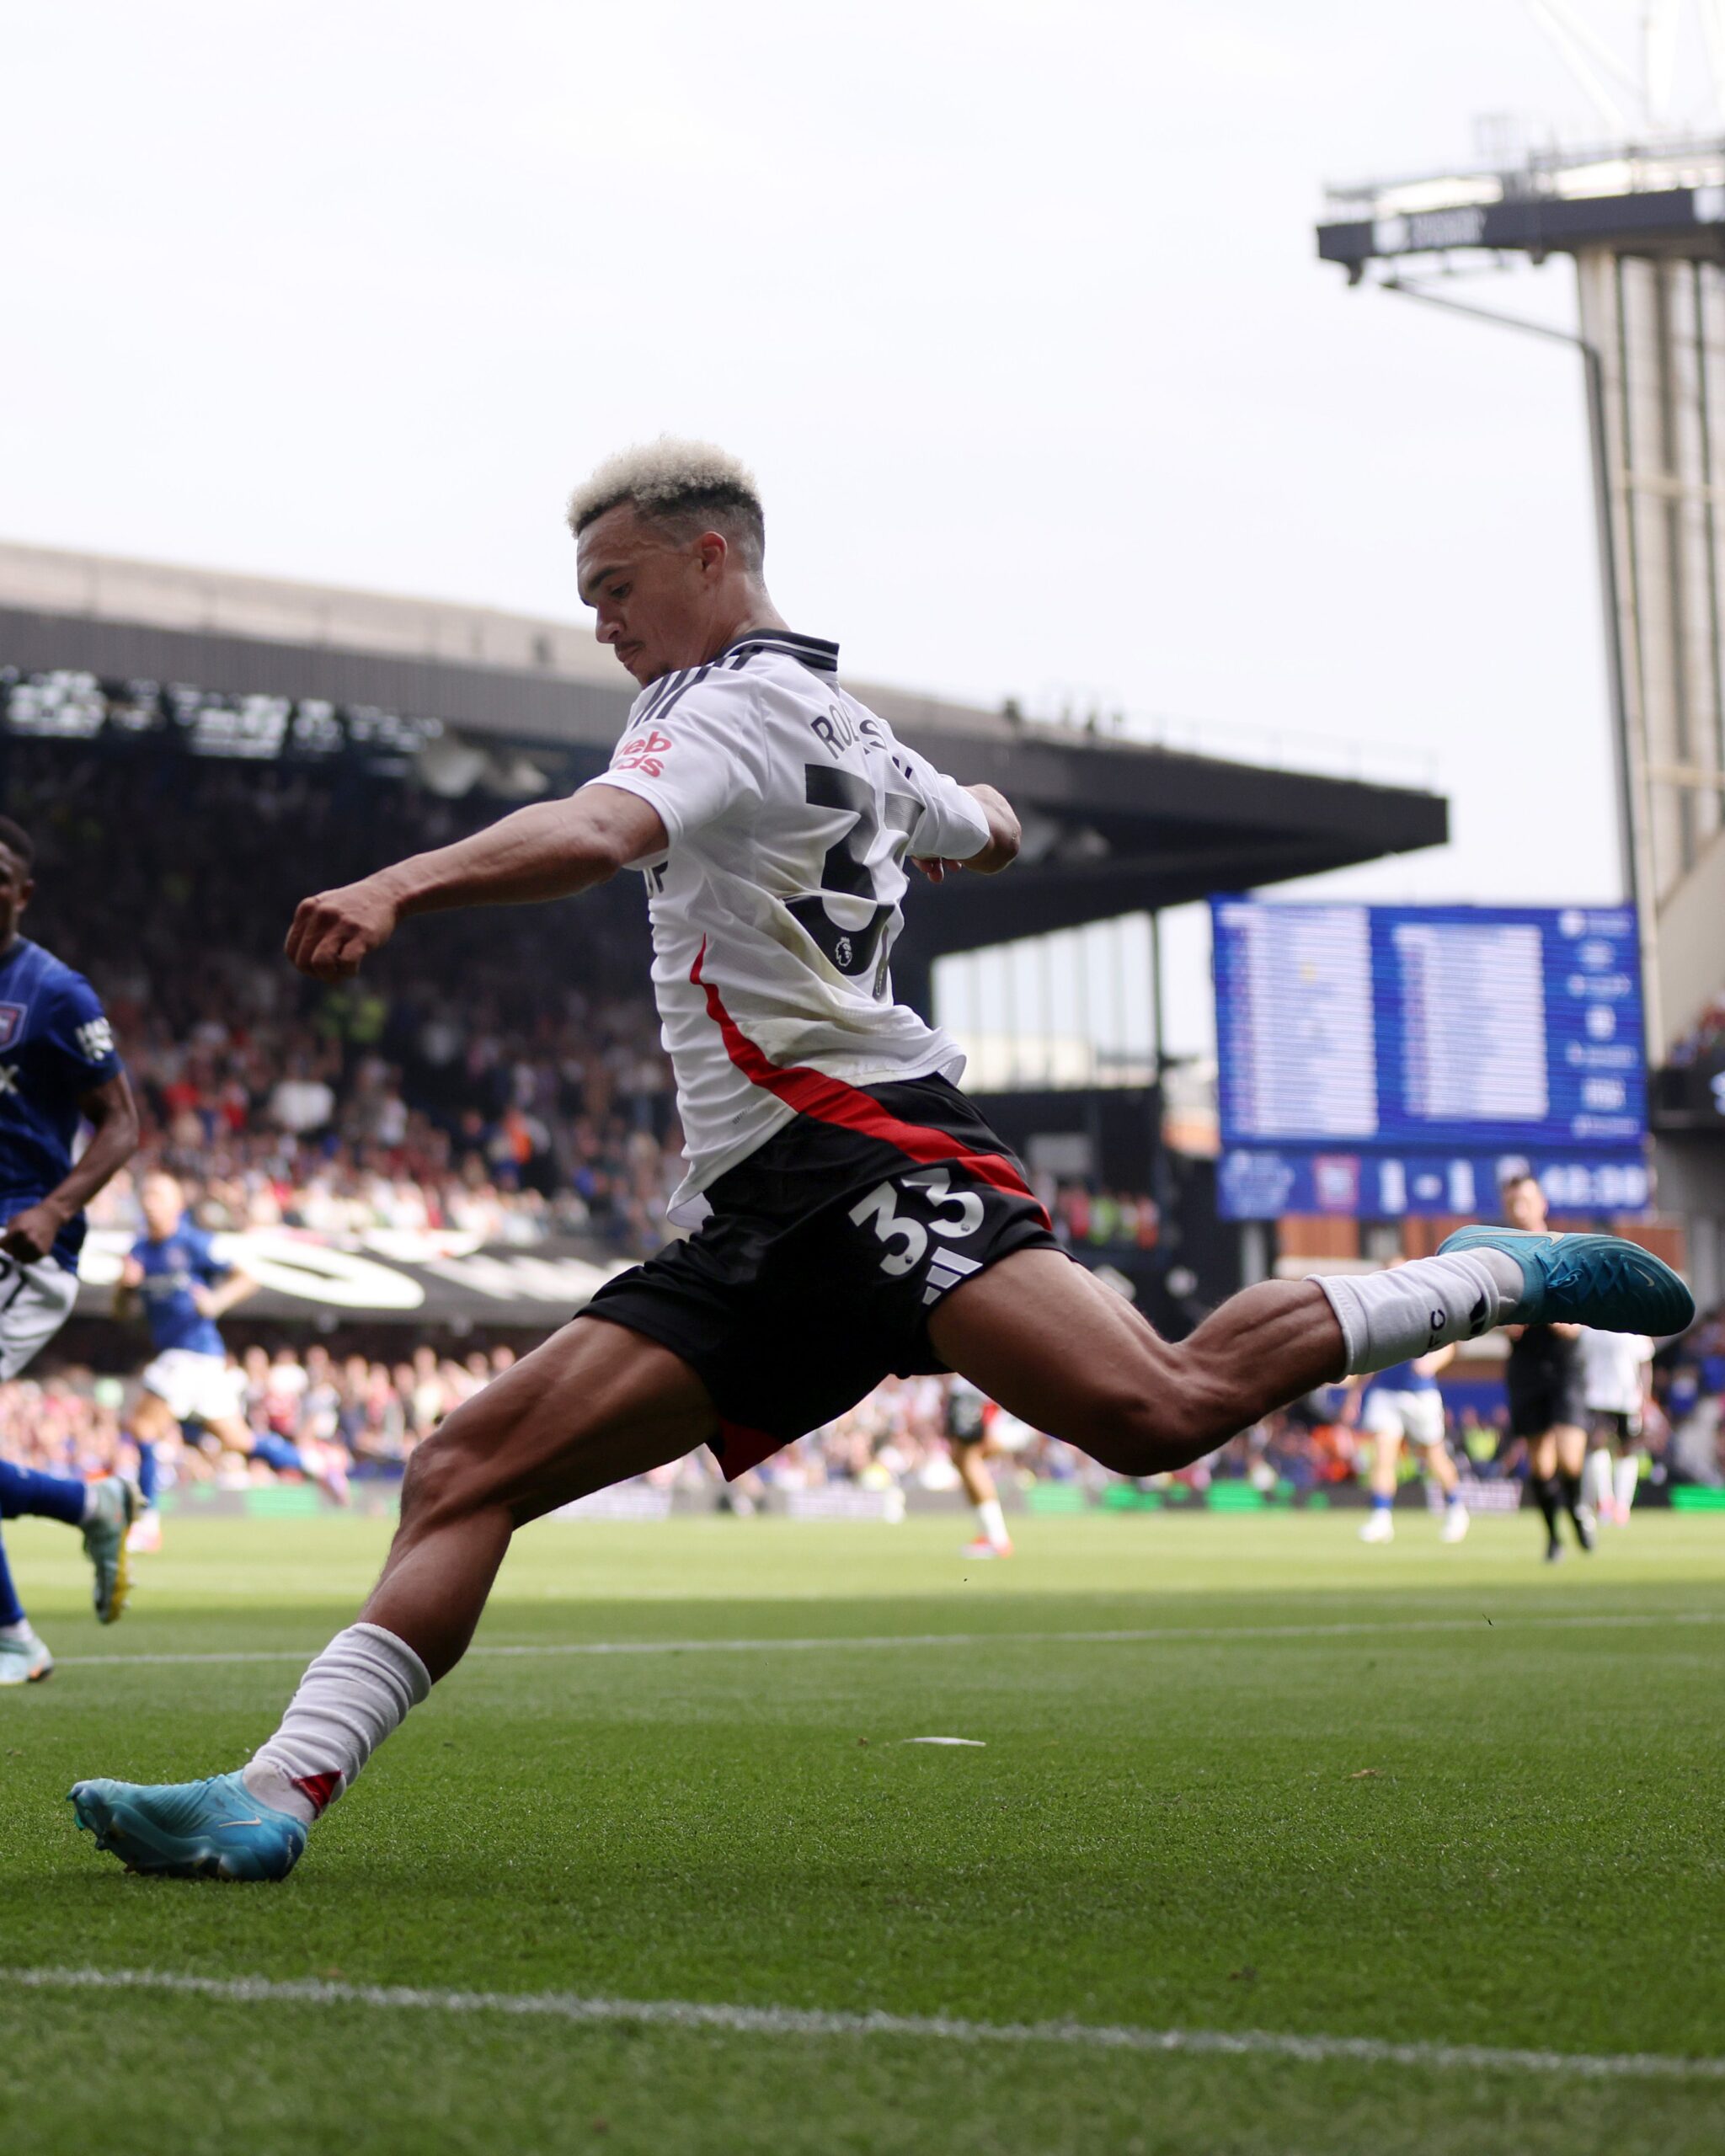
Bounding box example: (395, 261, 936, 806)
(75, 1016, 115, 1062)
(614, 729, 672, 777)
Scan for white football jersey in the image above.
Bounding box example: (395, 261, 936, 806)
(584, 629, 991, 1221)
(1580, 1326, 1653, 1414)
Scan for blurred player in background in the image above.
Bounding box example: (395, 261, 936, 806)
(1499, 1172, 1592, 1562)
(1354, 1338, 1468, 1545)
(1580, 1324, 1653, 1527)
(117, 1171, 348, 1545)
(0, 817, 142, 1683)
(946, 1374, 1012, 1557)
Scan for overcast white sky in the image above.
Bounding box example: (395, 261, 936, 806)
(3, 2, 1704, 1052)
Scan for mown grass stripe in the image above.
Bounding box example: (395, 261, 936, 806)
(7, 1966, 1723, 2081)
(52, 1606, 1725, 1668)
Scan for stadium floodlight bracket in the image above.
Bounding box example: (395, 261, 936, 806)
(1524, 0, 1725, 136)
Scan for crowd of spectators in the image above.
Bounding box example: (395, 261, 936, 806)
(0, 1342, 519, 1492)
(13, 746, 1152, 1265)
(0, 1346, 1087, 1501)
(5, 743, 1725, 1512)
(1668, 995, 1725, 1068)
(5, 1305, 1724, 1506)
(18, 748, 690, 1257)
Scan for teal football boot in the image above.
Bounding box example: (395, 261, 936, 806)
(1439, 1226, 1694, 1337)
(70, 1771, 306, 1881)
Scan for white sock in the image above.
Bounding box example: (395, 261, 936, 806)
(1583, 1449, 1612, 1512)
(1318, 1251, 1523, 1376)
(976, 1497, 1008, 1547)
(1614, 1455, 1638, 1516)
(1, 1618, 36, 1645)
(243, 1622, 430, 1825)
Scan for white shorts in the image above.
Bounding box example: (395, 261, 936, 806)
(142, 1348, 246, 1427)
(1362, 1387, 1445, 1449)
(0, 1256, 80, 1381)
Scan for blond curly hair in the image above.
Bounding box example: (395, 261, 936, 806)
(567, 437, 765, 568)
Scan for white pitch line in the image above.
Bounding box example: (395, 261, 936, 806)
(51, 1607, 1725, 1669)
(5, 1966, 1722, 2082)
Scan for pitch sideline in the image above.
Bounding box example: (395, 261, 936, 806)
(6, 1964, 1722, 2082)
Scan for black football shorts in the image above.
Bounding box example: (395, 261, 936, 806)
(582, 1073, 1063, 1478)
(1507, 1377, 1591, 1438)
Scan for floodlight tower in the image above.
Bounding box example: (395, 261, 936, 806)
(1316, 2, 1725, 1086)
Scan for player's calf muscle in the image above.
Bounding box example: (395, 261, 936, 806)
(933, 1258, 1343, 1476)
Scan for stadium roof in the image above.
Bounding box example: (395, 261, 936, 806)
(1316, 134, 1725, 276)
(0, 540, 1448, 974)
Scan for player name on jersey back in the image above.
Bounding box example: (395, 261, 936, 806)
(584, 631, 991, 1219)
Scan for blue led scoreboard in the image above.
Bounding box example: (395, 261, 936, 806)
(1210, 899, 1649, 1219)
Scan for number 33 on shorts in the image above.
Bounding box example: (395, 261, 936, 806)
(848, 1166, 987, 1304)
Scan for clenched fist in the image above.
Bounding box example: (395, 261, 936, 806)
(286, 878, 400, 981)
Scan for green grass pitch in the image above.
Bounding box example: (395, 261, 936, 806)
(2, 1508, 1723, 2155)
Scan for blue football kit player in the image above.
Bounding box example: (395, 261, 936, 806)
(1355, 1342, 1468, 1545)
(0, 815, 143, 1685)
(120, 1171, 348, 1512)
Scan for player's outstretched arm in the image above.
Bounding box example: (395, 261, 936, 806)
(286, 787, 669, 982)
(193, 1267, 259, 1323)
(916, 784, 1020, 883)
(1, 1071, 140, 1263)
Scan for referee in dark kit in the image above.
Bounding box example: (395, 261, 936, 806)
(1499, 1171, 1593, 1561)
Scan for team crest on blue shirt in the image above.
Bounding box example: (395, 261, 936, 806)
(0, 1005, 26, 1050)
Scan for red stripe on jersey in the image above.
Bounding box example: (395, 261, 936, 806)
(689, 940, 1049, 1220)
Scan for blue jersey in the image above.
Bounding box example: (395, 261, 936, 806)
(130, 1224, 230, 1357)
(0, 936, 124, 1270)
(1365, 1358, 1439, 1397)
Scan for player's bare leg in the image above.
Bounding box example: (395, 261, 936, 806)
(952, 1439, 1011, 1557)
(132, 1380, 351, 1518)
(204, 1403, 352, 1508)
(927, 1220, 1684, 1486)
(1360, 1428, 1404, 1543)
(928, 1251, 1355, 1472)
(1419, 1435, 1470, 1541)
(124, 1386, 178, 1551)
(71, 1317, 716, 1876)
(359, 1319, 715, 1680)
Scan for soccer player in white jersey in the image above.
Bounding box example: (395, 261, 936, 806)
(70, 440, 1694, 1880)
(1579, 1325, 1653, 1526)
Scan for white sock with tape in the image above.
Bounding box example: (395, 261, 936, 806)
(243, 1622, 431, 1825)
(976, 1497, 1008, 1547)
(1318, 1251, 1524, 1377)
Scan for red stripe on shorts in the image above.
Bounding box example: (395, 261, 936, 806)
(690, 940, 1049, 1222)
(714, 1417, 783, 1481)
